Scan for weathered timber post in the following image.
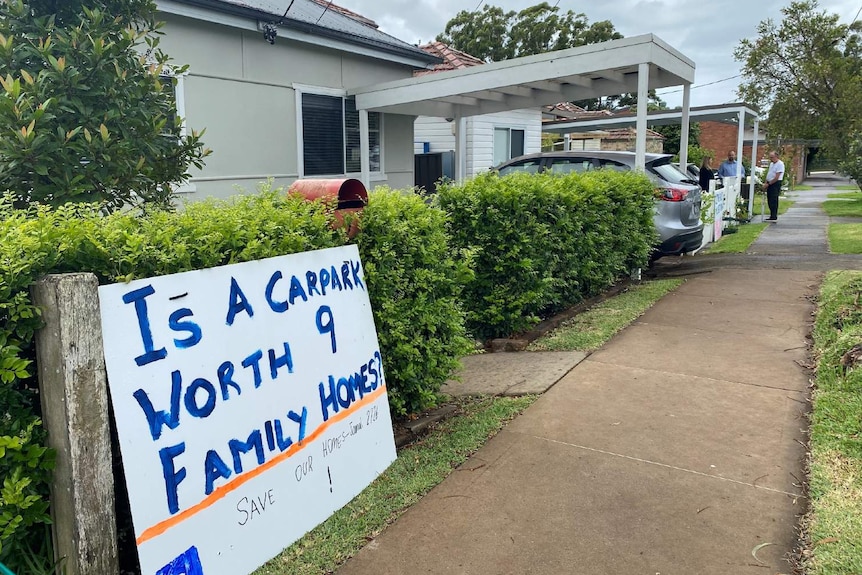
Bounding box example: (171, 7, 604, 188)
(32, 273, 119, 575)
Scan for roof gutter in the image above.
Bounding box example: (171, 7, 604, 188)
(165, 0, 439, 66)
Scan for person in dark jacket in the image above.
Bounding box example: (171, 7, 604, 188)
(699, 156, 715, 191)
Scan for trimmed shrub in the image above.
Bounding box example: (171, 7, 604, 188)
(0, 187, 470, 570)
(437, 170, 656, 339)
(357, 189, 473, 416)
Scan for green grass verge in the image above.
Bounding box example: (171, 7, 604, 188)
(794, 184, 816, 191)
(253, 395, 536, 575)
(824, 197, 862, 217)
(806, 271, 862, 575)
(828, 224, 862, 254)
(751, 197, 794, 216)
(527, 279, 683, 352)
(828, 192, 861, 199)
(704, 223, 768, 254)
(836, 185, 859, 191)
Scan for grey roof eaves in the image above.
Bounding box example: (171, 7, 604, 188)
(170, 0, 440, 65)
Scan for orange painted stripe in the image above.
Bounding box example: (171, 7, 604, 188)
(136, 384, 387, 546)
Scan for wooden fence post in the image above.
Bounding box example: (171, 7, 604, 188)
(32, 273, 119, 575)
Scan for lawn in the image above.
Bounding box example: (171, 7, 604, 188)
(527, 279, 683, 352)
(836, 185, 859, 191)
(793, 184, 815, 191)
(824, 197, 862, 217)
(828, 192, 860, 199)
(703, 223, 768, 254)
(252, 279, 679, 574)
(828, 224, 862, 254)
(805, 271, 862, 575)
(750, 196, 794, 216)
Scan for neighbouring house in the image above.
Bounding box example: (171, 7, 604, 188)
(413, 42, 542, 192)
(155, 0, 439, 200)
(699, 121, 808, 184)
(542, 103, 665, 153)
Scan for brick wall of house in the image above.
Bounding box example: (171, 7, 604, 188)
(699, 121, 739, 159)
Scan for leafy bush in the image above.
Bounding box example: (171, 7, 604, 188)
(0, 187, 471, 569)
(437, 170, 656, 339)
(0, 0, 209, 210)
(357, 189, 473, 415)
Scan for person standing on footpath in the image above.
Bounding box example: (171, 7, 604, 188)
(699, 156, 715, 191)
(765, 151, 785, 222)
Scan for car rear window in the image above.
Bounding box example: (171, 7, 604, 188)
(547, 158, 594, 174)
(650, 159, 696, 185)
(499, 159, 542, 176)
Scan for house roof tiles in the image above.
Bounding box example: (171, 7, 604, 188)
(416, 42, 486, 75)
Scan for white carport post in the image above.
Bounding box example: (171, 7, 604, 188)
(359, 109, 370, 189)
(454, 114, 467, 183)
(564, 133, 571, 151)
(635, 63, 649, 171)
(736, 109, 746, 178)
(748, 119, 759, 217)
(679, 83, 691, 169)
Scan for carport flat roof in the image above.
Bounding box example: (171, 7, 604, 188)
(543, 103, 759, 133)
(350, 34, 695, 118)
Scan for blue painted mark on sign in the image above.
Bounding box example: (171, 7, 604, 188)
(155, 545, 204, 575)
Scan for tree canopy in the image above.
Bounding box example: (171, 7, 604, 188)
(0, 0, 210, 210)
(435, 3, 667, 111)
(735, 0, 862, 162)
(437, 2, 622, 63)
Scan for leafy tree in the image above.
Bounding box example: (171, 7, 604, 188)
(839, 133, 862, 189)
(651, 122, 701, 156)
(437, 2, 622, 62)
(735, 0, 862, 162)
(437, 4, 669, 112)
(0, 0, 210, 211)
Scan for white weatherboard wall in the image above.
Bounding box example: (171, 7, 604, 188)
(98, 245, 396, 575)
(414, 108, 542, 176)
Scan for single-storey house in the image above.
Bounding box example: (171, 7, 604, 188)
(413, 42, 541, 190)
(156, 0, 439, 200)
(542, 103, 664, 153)
(157, 1, 697, 198)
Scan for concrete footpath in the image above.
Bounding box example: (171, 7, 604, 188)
(337, 174, 857, 575)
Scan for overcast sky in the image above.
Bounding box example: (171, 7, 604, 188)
(335, 0, 861, 108)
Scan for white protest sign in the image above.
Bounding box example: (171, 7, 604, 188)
(98, 245, 396, 575)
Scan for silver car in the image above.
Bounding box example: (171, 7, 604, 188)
(495, 151, 703, 258)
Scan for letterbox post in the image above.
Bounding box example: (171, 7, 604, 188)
(31, 273, 119, 575)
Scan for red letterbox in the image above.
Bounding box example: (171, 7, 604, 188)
(288, 178, 368, 237)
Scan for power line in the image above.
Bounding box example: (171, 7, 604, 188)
(316, 0, 333, 24)
(851, 2, 862, 27)
(656, 74, 742, 95)
(473, 0, 484, 12)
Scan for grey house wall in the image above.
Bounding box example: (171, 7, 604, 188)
(158, 12, 422, 200)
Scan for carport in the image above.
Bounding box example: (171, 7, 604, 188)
(349, 34, 695, 185)
(543, 103, 762, 215)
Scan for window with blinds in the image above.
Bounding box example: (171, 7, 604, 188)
(302, 93, 381, 177)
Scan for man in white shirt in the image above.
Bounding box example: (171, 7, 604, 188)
(765, 151, 785, 222)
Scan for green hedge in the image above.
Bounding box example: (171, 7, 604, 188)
(437, 170, 657, 339)
(2, 170, 657, 571)
(356, 188, 472, 415)
(0, 188, 469, 571)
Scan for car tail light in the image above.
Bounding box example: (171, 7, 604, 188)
(659, 187, 690, 202)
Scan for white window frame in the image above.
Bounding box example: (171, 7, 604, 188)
(158, 70, 195, 194)
(294, 84, 384, 179)
(493, 126, 526, 166)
